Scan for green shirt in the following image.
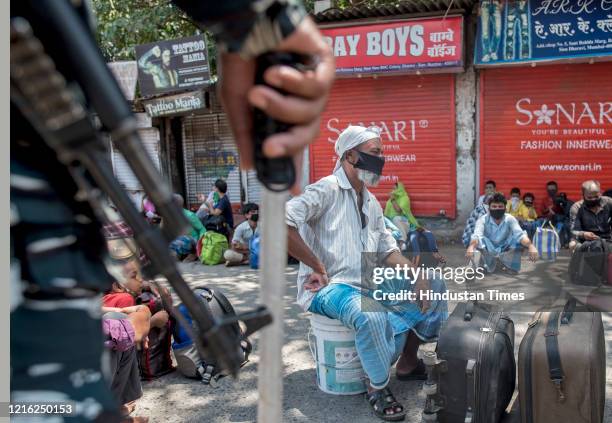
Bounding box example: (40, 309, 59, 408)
(184, 209, 206, 240)
(384, 182, 420, 231)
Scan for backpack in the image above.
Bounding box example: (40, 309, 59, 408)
(171, 286, 252, 385)
(533, 221, 560, 261)
(199, 231, 229, 265)
(202, 215, 229, 237)
(135, 291, 175, 380)
(249, 232, 260, 269)
(569, 239, 612, 286)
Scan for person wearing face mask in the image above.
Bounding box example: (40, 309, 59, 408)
(540, 180, 563, 220)
(466, 192, 538, 274)
(571, 180, 612, 245)
(224, 202, 259, 266)
(286, 125, 448, 421)
(506, 187, 523, 217)
(477, 180, 497, 205)
(569, 184, 612, 252)
(515, 192, 539, 239)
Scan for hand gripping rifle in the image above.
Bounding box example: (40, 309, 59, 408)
(10, 0, 271, 378)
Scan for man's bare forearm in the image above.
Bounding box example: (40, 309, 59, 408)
(287, 226, 325, 274)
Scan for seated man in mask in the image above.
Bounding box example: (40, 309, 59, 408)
(569, 181, 612, 252)
(466, 192, 538, 274)
(224, 202, 259, 266)
(571, 180, 612, 243)
(286, 125, 448, 421)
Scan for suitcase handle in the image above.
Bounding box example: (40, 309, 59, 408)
(464, 301, 477, 321)
(560, 298, 576, 325)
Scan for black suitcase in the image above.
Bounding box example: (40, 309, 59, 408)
(422, 302, 516, 423)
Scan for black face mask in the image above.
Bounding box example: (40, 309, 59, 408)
(490, 209, 505, 220)
(352, 151, 385, 176)
(250, 213, 259, 222)
(524, 200, 533, 207)
(547, 189, 557, 198)
(584, 198, 601, 208)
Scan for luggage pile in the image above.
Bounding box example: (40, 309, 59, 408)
(421, 299, 606, 423)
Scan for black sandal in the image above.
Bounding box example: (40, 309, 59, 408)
(396, 359, 427, 381)
(366, 387, 406, 421)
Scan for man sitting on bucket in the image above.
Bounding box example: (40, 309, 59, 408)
(286, 125, 448, 421)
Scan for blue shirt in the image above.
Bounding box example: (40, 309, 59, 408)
(471, 213, 527, 253)
(215, 195, 234, 228)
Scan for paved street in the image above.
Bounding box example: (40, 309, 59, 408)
(138, 244, 612, 422)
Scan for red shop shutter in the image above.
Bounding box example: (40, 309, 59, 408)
(310, 74, 456, 218)
(480, 63, 612, 205)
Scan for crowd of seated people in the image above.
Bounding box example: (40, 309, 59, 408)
(464, 179, 611, 275)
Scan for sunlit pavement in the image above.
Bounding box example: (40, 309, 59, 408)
(139, 244, 612, 422)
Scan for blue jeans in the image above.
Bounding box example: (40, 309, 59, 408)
(520, 220, 538, 240)
(408, 230, 439, 253)
(309, 280, 448, 389)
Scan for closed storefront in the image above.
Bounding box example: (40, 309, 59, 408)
(479, 63, 612, 202)
(312, 74, 457, 217)
(476, 0, 612, 203)
(312, 17, 463, 218)
(111, 114, 161, 205)
(181, 113, 242, 207)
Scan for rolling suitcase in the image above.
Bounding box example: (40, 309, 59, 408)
(518, 299, 605, 423)
(422, 302, 516, 423)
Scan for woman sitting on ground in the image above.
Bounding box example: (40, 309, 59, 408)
(384, 182, 446, 266)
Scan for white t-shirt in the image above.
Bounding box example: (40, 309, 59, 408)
(232, 220, 258, 246)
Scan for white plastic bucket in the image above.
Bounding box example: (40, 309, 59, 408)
(309, 314, 367, 395)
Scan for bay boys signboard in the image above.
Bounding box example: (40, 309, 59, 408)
(320, 16, 463, 75)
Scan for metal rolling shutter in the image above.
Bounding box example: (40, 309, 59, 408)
(245, 170, 263, 204)
(310, 74, 456, 218)
(182, 114, 241, 208)
(111, 127, 160, 204)
(480, 63, 612, 203)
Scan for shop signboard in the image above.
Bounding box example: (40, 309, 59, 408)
(143, 90, 206, 117)
(320, 16, 463, 75)
(136, 35, 210, 97)
(475, 0, 612, 66)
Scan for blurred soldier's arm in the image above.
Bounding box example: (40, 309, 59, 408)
(172, 0, 335, 192)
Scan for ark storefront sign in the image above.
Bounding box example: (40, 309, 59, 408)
(136, 35, 210, 97)
(143, 90, 205, 117)
(320, 16, 463, 75)
(476, 0, 612, 66)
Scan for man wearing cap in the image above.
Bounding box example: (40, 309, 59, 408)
(286, 125, 448, 421)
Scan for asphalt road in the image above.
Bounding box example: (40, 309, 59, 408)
(136, 245, 612, 422)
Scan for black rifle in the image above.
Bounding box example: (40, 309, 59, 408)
(10, 0, 271, 378)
